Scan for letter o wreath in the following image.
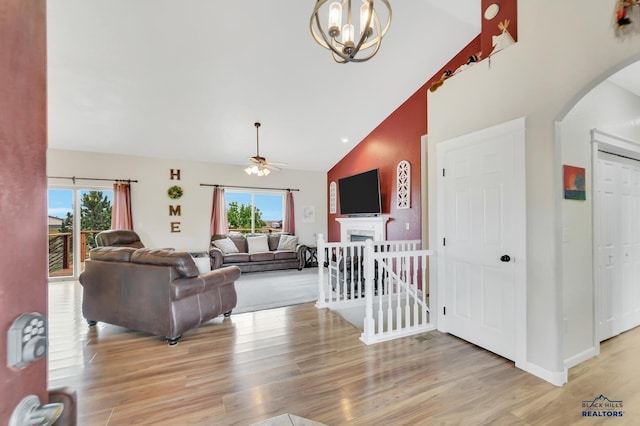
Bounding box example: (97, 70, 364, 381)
(167, 185, 184, 200)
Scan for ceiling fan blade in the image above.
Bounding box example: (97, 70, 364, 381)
(249, 156, 267, 164)
(266, 161, 288, 167)
(264, 163, 281, 171)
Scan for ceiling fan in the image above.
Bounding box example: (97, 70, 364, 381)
(245, 122, 287, 176)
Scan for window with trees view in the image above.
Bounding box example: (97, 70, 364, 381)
(48, 188, 113, 278)
(225, 191, 284, 234)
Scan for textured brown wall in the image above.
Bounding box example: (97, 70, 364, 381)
(0, 0, 48, 420)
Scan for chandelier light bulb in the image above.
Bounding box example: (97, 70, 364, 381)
(360, 3, 373, 37)
(342, 23, 355, 53)
(328, 2, 342, 37)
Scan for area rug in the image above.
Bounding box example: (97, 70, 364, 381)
(233, 268, 319, 314)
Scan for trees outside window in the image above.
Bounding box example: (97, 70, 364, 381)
(48, 188, 113, 278)
(80, 191, 112, 248)
(226, 191, 283, 233)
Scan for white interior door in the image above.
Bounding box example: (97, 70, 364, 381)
(597, 152, 640, 341)
(439, 126, 521, 361)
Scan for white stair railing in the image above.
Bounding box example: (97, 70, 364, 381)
(360, 239, 435, 344)
(316, 234, 420, 309)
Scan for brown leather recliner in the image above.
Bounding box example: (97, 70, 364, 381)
(95, 229, 144, 248)
(79, 247, 240, 345)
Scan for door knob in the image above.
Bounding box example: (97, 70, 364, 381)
(500, 255, 511, 262)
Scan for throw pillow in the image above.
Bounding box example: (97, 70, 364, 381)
(212, 237, 239, 254)
(277, 234, 298, 251)
(247, 234, 270, 254)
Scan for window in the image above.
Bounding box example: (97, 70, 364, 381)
(48, 188, 113, 279)
(225, 191, 284, 233)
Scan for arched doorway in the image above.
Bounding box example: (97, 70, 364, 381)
(557, 56, 640, 369)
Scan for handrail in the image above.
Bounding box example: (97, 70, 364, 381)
(360, 239, 435, 344)
(315, 234, 435, 345)
(48, 230, 104, 275)
(316, 234, 420, 308)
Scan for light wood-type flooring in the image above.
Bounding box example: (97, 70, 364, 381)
(48, 280, 640, 425)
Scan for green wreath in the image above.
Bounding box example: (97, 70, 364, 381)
(167, 185, 184, 200)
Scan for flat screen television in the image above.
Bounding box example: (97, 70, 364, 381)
(338, 168, 382, 216)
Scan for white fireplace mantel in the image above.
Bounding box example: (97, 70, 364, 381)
(336, 215, 390, 242)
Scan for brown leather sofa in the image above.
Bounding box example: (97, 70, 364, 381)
(210, 232, 306, 273)
(95, 229, 145, 248)
(79, 247, 240, 345)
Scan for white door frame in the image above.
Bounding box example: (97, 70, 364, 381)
(430, 117, 527, 370)
(591, 129, 640, 355)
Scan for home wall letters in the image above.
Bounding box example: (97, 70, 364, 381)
(168, 168, 183, 232)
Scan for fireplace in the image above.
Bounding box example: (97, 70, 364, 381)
(350, 233, 373, 242)
(336, 216, 390, 242)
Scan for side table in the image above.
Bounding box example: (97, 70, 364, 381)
(304, 245, 318, 268)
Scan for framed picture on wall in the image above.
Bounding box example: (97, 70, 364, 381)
(303, 205, 315, 223)
(563, 165, 586, 200)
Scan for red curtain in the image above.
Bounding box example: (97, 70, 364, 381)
(284, 191, 295, 234)
(210, 186, 229, 236)
(111, 182, 133, 230)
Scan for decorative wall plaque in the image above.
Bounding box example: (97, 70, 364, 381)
(396, 161, 410, 209)
(329, 181, 337, 214)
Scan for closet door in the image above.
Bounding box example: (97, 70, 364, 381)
(597, 152, 640, 341)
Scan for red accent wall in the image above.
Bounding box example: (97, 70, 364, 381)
(0, 0, 48, 420)
(327, 36, 481, 242)
(481, 0, 518, 57)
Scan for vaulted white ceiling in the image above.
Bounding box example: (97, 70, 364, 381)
(47, 2, 640, 173)
(47, 1, 481, 172)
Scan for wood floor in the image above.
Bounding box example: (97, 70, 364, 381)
(48, 280, 640, 425)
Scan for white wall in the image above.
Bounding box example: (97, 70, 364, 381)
(47, 149, 327, 249)
(427, 0, 640, 384)
(560, 80, 640, 365)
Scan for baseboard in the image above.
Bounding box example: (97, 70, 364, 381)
(564, 347, 598, 369)
(524, 362, 567, 386)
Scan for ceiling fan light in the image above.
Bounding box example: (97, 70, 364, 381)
(244, 122, 284, 177)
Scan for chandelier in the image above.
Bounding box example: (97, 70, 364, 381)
(310, 0, 392, 63)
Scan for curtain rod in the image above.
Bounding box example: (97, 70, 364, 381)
(200, 183, 299, 192)
(48, 176, 138, 184)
